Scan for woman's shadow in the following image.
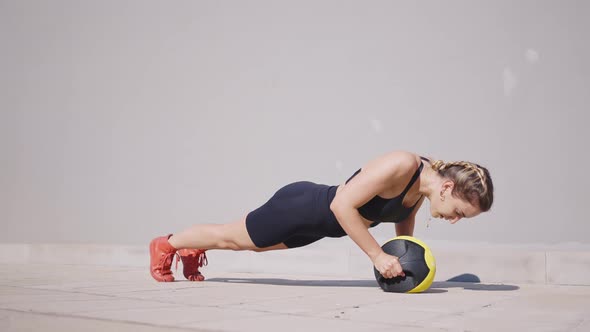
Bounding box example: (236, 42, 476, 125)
(206, 273, 519, 293)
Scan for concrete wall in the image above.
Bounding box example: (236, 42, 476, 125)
(1, 0, 589, 246)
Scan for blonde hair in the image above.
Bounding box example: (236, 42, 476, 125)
(430, 159, 494, 212)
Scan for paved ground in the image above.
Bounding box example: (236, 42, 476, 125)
(1, 264, 589, 332)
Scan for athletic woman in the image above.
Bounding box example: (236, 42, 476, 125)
(149, 151, 494, 282)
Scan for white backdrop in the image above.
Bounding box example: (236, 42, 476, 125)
(1, 0, 588, 245)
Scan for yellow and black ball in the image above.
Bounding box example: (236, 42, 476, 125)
(373, 236, 436, 293)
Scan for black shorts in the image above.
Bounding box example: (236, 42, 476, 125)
(245, 181, 348, 248)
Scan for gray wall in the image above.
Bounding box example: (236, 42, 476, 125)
(1, 0, 589, 246)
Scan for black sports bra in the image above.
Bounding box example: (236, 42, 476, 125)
(345, 157, 429, 226)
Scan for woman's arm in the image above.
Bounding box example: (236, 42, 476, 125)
(330, 151, 419, 277)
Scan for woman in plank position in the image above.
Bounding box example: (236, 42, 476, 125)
(149, 151, 494, 282)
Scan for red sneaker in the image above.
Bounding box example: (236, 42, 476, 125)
(178, 249, 208, 281)
(149, 234, 180, 282)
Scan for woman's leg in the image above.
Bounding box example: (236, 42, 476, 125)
(152, 180, 324, 282)
(167, 215, 289, 252)
(150, 216, 288, 282)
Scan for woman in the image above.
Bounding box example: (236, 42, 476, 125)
(149, 151, 494, 282)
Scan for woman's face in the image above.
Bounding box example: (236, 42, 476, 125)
(430, 181, 481, 224)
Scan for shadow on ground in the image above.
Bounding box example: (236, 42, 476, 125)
(434, 273, 520, 291)
(431, 282, 519, 292)
(207, 273, 519, 292)
(207, 278, 377, 288)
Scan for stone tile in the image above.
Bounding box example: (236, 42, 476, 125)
(427, 284, 590, 332)
(434, 249, 546, 284)
(121, 280, 325, 307)
(224, 286, 382, 315)
(83, 305, 267, 326)
(2, 263, 590, 332)
(0, 287, 179, 314)
(4, 243, 590, 286)
(547, 251, 590, 285)
(428, 304, 585, 332)
(570, 318, 590, 332)
(180, 312, 444, 332)
(0, 309, 214, 332)
(314, 305, 444, 326)
(0, 244, 29, 264)
(0, 287, 92, 307)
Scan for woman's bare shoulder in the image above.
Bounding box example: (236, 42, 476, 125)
(353, 151, 422, 188)
(334, 150, 421, 207)
(372, 150, 421, 172)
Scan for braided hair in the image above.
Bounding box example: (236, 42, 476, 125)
(430, 159, 494, 212)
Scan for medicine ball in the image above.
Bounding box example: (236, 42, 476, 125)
(373, 236, 436, 293)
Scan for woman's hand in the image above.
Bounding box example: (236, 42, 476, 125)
(373, 251, 405, 279)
